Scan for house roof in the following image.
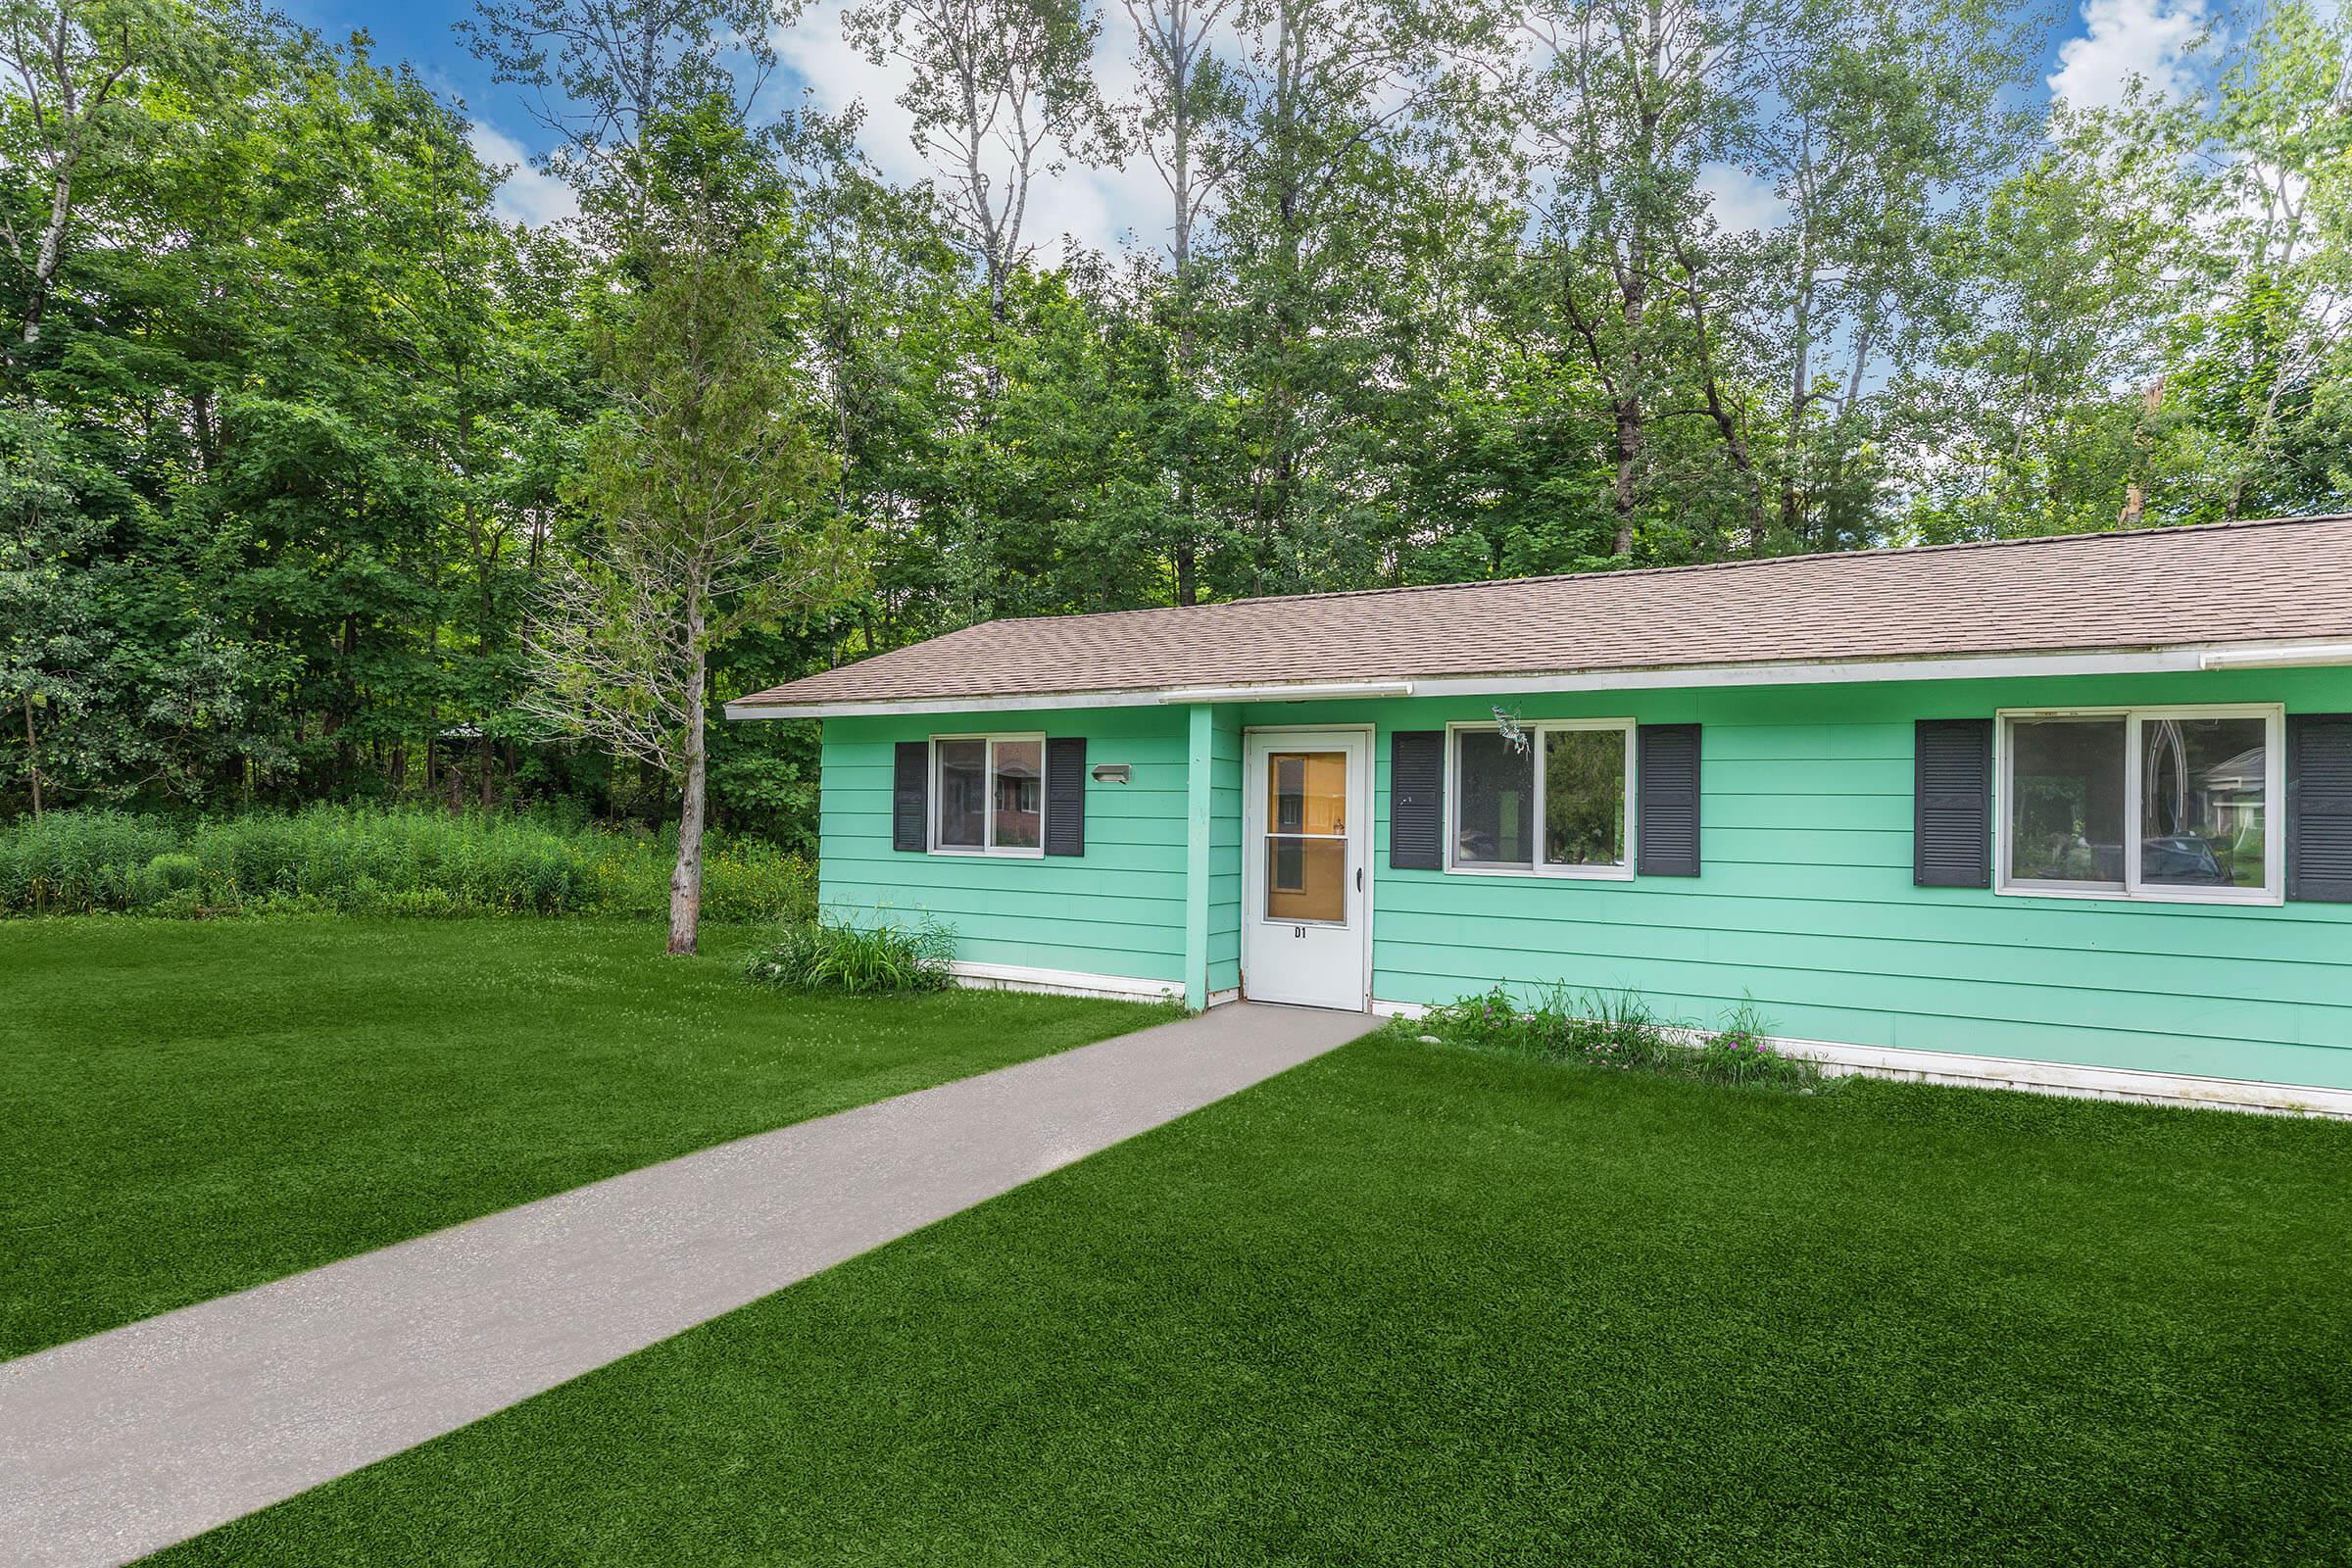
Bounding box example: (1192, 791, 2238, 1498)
(729, 514, 2352, 716)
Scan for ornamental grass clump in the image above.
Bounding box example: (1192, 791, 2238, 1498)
(742, 916, 955, 996)
(1406, 986, 1821, 1092)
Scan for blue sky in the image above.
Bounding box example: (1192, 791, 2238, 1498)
(279, 0, 2225, 248)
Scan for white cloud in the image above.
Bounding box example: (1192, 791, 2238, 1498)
(772, 0, 1175, 263)
(1696, 161, 1787, 235)
(469, 120, 580, 229)
(2047, 0, 2207, 112)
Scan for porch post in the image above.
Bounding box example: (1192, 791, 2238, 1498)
(1183, 702, 1213, 1010)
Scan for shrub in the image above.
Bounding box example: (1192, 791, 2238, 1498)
(742, 916, 954, 995)
(1403, 986, 1822, 1092)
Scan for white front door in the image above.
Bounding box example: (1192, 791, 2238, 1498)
(1242, 728, 1371, 1011)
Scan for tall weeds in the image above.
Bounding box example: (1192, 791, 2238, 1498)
(0, 807, 815, 923)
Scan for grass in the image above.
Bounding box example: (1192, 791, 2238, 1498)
(0, 918, 1163, 1359)
(153, 1035, 2352, 1567)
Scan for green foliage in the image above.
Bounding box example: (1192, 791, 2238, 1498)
(1, 0, 2346, 840)
(741, 914, 955, 995)
(0, 807, 815, 922)
(1404, 985, 1824, 1092)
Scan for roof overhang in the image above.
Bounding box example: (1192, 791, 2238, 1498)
(723, 637, 2352, 721)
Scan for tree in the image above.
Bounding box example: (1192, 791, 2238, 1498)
(527, 116, 861, 952)
(0, 0, 215, 358)
(459, 0, 789, 232)
(0, 403, 96, 812)
(846, 0, 1107, 325)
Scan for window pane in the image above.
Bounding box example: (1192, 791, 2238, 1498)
(1268, 752, 1347, 836)
(1265, 837, 1346, 921)
(2008, 718, 2125, 884)
(1543, 728, 1628, 867)
(992, 739, 1042, 850)
(939, 739, 986, 848)
(1455, 729, 1533, 867)
(2140, 717, 2266, 888)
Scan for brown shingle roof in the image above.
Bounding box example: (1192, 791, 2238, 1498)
(731, 514, 2352, 712)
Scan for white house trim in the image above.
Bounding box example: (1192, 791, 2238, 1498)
(1367, 1000, 2352, 1119)
(1158, 680, 1414, 704)
(948, 959, 1193, 1004)
(724, 636, 2352, 720)
(2198, 640, 2352, 669)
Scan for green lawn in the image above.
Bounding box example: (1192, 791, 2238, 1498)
(156, 1035, 2352, 1567)
(0, 917, 1163, 1359)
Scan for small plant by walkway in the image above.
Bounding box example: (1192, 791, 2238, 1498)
(742, 916, 955, 995)
(1400, 984, 1822, 1091)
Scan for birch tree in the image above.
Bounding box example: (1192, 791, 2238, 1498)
(844, 0, 1106, 323)
(0, 0, 208, 359)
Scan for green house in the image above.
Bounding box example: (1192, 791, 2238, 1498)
(730, 516, 2352, 1115)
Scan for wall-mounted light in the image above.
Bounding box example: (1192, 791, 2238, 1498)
(1092, 763, 1132, 785)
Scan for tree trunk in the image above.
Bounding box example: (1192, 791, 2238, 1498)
(667, 644, 708, 956)
(2119, 377, 2165, 528)
(1611, 397, 1641, 557)
(23, 693, 42, 818)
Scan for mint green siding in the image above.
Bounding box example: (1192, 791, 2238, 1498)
(1207, 710, 1243, 999)
(817, 664, 2352, 1091)
(1237, 665, 2352, 1091)
(819, 707, 1192, 984)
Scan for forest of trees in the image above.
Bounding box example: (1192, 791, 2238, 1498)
(4, 0, 2347, 849)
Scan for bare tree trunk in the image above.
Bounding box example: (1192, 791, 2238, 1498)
(1611, 398, 1641, 556)
(23, 693, 43, 818)
(667, 631, 708, 956)
(2118, 377, 2165, 528)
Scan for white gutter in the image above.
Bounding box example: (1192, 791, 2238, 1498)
(2197, 641, 2352, 670)
(1154, 680, 1414, 705)
(723, 636, 2351, 720)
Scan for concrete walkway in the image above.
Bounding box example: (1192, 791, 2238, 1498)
(0, 1002, 1370, 1568)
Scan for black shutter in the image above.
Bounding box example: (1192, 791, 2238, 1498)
(2288, 714, 2352, 902)
(1637, 724, 1702, 877)
(892, 741, 929, 853)
(1914, 718, 1992, 888)
(1045, 737, 1087, 857)
(1390, 730, 1444, 869)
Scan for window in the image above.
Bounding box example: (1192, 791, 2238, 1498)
(1998, 706, 2282, 903)
(1265, 750, 1348, 921)
(933, 734, 1045, 855)
(1447, 720, 1635, 878)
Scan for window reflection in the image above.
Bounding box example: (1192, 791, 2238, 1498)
(1543, 728, 1627, 867)
(993, 739, 1042, 850)
(939, 739, 986, 848)
(2140, 718, 2265, 888)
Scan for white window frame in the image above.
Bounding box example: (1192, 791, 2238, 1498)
(1443, 718, 1638, 881)
(1993, 703, 2284, 906)
(930, 732, 1047, 858)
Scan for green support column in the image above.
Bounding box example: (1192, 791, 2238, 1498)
(1183, 702, 1213, 1010)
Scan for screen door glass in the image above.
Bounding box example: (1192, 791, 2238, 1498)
(1264, 751, 1348, 922)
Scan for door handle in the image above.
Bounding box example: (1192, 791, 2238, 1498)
(1355, 866, 1363, 891)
